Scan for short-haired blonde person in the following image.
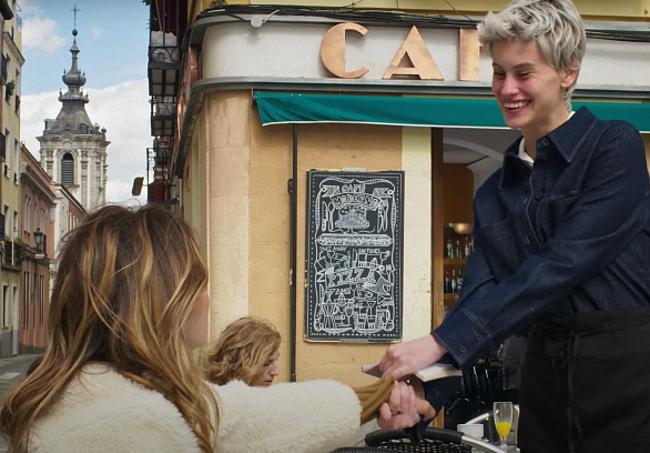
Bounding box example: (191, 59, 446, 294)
(379, 1, 650, 452)
(0, 205, 427, 453)
(205, 316, 281, 387)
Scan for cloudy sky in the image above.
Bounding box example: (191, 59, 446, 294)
(19, 0, 150, 204)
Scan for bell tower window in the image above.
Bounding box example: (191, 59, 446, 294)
(61, 152, 75, 185)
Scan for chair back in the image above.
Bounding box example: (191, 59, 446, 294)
(365, 428, 471, 453)
(364, 428, 507, 453)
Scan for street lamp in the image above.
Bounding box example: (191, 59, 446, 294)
(33, 228, 44, 253)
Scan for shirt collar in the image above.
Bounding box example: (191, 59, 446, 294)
(517, 139, 534, 166)
(499, 107, 597, 189)
(546, 107, 595, 163)
(517, 110, 577, 166)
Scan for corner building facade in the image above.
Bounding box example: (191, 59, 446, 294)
(146, 1, 650, 388)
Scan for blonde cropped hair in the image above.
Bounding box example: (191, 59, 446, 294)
(204, 316, 281, 386)
(479, 0, 586, 107)
(0, 205, 217, 453)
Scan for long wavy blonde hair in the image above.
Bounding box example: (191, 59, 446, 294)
(0, 205, 217, 452)
(204, 316, 281, 386)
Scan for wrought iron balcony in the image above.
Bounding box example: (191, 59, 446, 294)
(2, 239, 13, 267)
(154, 145, 171, 168)
(147, 31, 180, 98)
(151, 96, 176, 137)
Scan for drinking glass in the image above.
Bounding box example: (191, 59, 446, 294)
(493, 401, 513, 449)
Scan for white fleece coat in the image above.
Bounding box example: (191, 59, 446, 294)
(29, 364, 361, 453)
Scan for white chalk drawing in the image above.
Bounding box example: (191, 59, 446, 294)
(305, 171, 403, 341)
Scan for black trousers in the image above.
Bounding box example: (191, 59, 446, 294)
(519, 307, 650, 453)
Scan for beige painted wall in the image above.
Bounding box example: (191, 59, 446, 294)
(194, 90, 295, 379)
(198, 91, 435, 386)
(202, 91, 252, 340)
(401, 128, 433, 341)
(294, 123, 404, 386)
(185, 116, 209, 253)
(248, 113, 293, 378)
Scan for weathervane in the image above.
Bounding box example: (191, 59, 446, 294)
(72, 4, 80, 30)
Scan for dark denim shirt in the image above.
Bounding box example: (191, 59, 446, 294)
(433, 107, 650, 369)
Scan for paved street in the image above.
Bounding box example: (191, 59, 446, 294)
(0, 354, 42, 452)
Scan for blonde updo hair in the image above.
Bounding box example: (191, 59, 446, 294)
(479, 0, 586, 108)
(0, 205, 217, 452)
(204, 316, 281, 386)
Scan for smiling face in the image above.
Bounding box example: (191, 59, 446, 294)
(491, 39, 578, 145)
(253, 350, 280, 387)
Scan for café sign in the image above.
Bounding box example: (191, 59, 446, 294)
(320, 22, 480, 82)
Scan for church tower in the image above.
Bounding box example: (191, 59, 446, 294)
(37, 27, 109, 212)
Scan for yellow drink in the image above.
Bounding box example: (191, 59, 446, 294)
(495, 421, 512, 439)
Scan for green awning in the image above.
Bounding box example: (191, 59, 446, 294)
(255, 91, 650, 133)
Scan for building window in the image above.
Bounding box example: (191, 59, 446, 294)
(2, 284, 8, 328)
(13, 140, 18, 174)
(61, 153, 75, 185)
(13, 210, 18, 239)
(23, 196, 30, 233)
(22, 271, 29, 329)
(39, 274, 45, 325)
(12, 285, 17, 328)
(3, 205, 8, 238)
(3, 130, 9, 169)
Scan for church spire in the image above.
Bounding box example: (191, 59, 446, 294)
(38, 4, 109, 212)
(60, 7, 87, 103)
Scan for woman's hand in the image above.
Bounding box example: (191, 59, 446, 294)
(378, 334, 447, 380)
(410, 378, 436, 421)
(377, 381, 420, 430)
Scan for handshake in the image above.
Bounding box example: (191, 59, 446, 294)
(353, 375, 437, 429)
(353, 334, 461, 431)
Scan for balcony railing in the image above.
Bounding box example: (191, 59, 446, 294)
(148, 31, 180, 98)
(154, 146, 171, 168)
(153, 96, 176, 117)
(151, 96, 176, 137)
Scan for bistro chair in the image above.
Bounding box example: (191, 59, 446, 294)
(361, 427, 507, 453)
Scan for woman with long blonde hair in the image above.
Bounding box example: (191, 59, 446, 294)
(0, 205, 425, 452)
(205, 316, 281, 386)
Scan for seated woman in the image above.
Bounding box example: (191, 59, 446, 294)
(204, 316, 281, 387)
(0, 205, 424, 453)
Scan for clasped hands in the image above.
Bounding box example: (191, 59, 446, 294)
(354, 334, 447, 430)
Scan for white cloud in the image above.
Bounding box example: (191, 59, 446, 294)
(21, 78, 150, 206)
(91, 26, 104, 39)
(22, 16, 66, 53)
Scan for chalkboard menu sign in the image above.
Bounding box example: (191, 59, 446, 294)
(305, 171, 404, 342)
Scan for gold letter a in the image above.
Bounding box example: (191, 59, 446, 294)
(383, 26, 443, 80)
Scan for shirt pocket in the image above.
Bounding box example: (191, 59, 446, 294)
(537, 192, 580, 241)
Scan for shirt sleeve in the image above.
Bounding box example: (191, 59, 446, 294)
(213, 379, 361, 453)
(435, 122, 649, 368)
